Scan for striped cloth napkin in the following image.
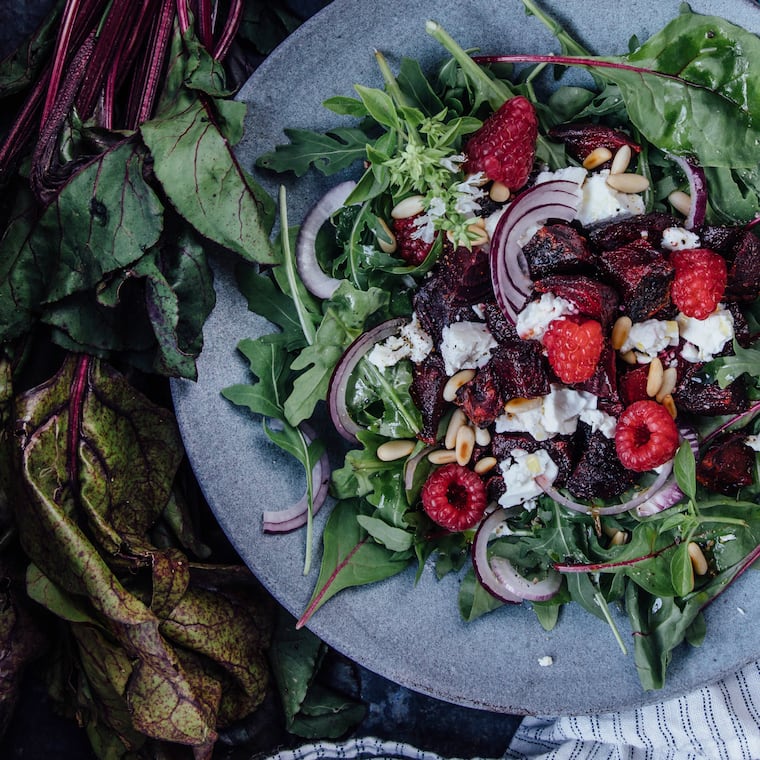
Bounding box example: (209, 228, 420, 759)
(504, 659, 760, 759)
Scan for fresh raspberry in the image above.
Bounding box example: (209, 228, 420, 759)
(615, 400, 679, 472)
(670, 248, 727, 319)
(421, 463, 487, 531)
(463, 96, 538, 189)
(393, 215, 435, 266)
(542, 317, 603, 384)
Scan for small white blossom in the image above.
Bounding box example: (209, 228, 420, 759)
(439, 153, 467, 172)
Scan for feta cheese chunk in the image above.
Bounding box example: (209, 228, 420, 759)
(439, 320, 497, 376)
(619, 319, 679, 362)
(367, 313, 433, 369)
(576, 170, 645, 226)
(579, 408, 618, 438)
(661, 226, 701, 251)
(495, 385, 598, 441)
(498, 448, 559, 508)
(516, 292, 578, 340)
(745, 435, 760, 452)
(677, 305, 735, 362)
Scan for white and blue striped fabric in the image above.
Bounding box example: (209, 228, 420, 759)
(504, 659, 760, 759)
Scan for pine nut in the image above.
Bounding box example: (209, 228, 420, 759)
(688, 541, 709, 576)
(668, 190, 692, 217)
(444, 408, 467, 450)
(619, 349, 637, 365)
(605, 172, 649, 194)
(662, 394, 677, 420)
(467, 221, 489, 246)
(489, 181, 510, 203)
(474, 456, 498, 475)
(610, 530, 628, 546)
(611, 315, 632, 351)
(455, 424, 476, 465)
(474, 426, 491, 447)
(376, 439, 416, 462)
(443, 369, 475, 402)
(656, 367, 678, 403)
(646, 357, 664, 397)
(428, 448, 457, 465)
(610, 144, 632, 175)
(582, 147, 613, 170)
(504, 397, 543, 414)
(391, 195, 425, 219)
(376, 218, 397, 253)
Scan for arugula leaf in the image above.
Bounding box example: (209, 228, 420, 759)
(703, 341, 760, 389)
(285, 281, 388, 426)
(257, 126, 371, 176)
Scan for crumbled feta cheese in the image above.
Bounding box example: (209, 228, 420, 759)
(619, 319, 679, 362)
(516, 293, 578, 340)
(367, 313, 433, 369)
(439, 320, 497, 376)
(495, 385, 597, 441)
(498, 448, 559, 508)
(652, 597, 663, 614)
(576, 170, 646, 226)
(535, 166, 588, 187)
(745, 436, 760, 452)
(579, 408, 618, 438)
(661, 226, 701, 251)
(537, 656, 554, 667)
(677, 305, 734, 362)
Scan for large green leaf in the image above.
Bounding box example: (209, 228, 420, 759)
(141, 96, 276, 264)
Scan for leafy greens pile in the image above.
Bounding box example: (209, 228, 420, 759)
(228, 0, 760, 692)
(0, 1, 368, 757)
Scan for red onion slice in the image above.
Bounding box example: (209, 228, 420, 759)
(472, 508, 561, 603)
(636, 425, 700, 517)
(490, 180, 581, 323)
(296, 180, 356, 299)
(263, 424, 330, 533)
(327, 317, 409, 443)
(535, 458, 674, 516)
(667, 154, 707, 230)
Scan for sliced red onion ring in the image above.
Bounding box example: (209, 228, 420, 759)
(296, 180, 356, 299)
(489, 180, 581, 323)
(327, 317, 409, 443)
(667, 154, 707, 230)
(472, 508, 561, 603)
(263, 424, 330, 533)
(636, 425, 700, 517)
(404, 445, 432, 492)
(535, 458, 674, 516)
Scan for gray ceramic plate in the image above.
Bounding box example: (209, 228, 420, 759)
(172, 0, 760, 716)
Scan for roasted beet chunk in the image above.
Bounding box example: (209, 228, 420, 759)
(697, 432, 756, 495)
(595, 239, 674, 321)
(567, 425, 634, 499)
(547, 122, 640, 165)
(534, 274, 620, 327)
(482, 301, 520, 343)
(437, 245, 492, 306)
(618, 363, 651, 406)
(587, 212, 682, 251)
(727, 230, 760, 302)
(672, 361, 749, 416)
(697, 225, 760, 301)
(490, 340, 551, 400)
(413, 274, 473, 343)
(575, 346, 622, 415)
(410, 352, 448, 445)
(523, 224, 594, 279)
(456, 364, 505, 428)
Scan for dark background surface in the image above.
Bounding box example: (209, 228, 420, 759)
(0, 2, 522, 758)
